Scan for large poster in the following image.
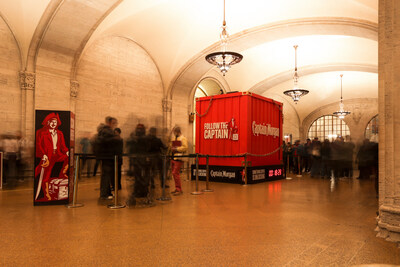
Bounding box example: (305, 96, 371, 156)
(34, 110, 74, 205)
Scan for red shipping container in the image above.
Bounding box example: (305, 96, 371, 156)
(195, 92, 282, 167)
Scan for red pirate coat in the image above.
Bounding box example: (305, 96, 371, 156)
(35, 128, 68, 160)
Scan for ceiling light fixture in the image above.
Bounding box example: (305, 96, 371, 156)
(205, 0, 243, 76)
(333, 74, 351, 119)
(283, 45, 309, 103)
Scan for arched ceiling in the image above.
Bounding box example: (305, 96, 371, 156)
(0, 0, 378, 120)
(0, 0, 51, 62)
(266, 71, 378, 121)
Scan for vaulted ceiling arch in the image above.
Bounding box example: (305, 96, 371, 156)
(167, 17, 377, 102)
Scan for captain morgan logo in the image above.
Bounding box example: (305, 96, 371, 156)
(252, 121, 279, 138)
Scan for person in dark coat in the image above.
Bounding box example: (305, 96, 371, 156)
(303, 138, 312, 173)
(95, 116, 118, 200)
(91, 133, 101, 177)
(286, 142, 293, 173)
(320, 139, 331, 179)
(343, 135, 355, 178)
(147, 127, 166, 188)
(330, 136, 345, 178)
(293, 140, 303, 175)
(282, 141, 287, 177)
(126, 131, 135, 177)
(127, 124, 153, 206)
(310, 137, 322, 178)
(357, 139, 374, 180)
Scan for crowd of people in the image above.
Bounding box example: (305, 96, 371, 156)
(91, 116, 187, 207)
(0, 132, 32, 185)
(283, 136, 379, 181)
(1, 119, 379, 204)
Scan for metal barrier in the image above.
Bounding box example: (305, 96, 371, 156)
(156, 154, 171, 201)
(67, 145, 282, 209)
(191, 154, 203, 195)
(108, 155, 125, 209)
(202, 155, 213, 192)
(67, 155, 84, 208)
(296, 155, 302, 177)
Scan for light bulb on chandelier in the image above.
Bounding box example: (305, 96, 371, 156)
(333, 74, 351, 119)
(283, 45, 309, 103)
(205, 0, 243, 76)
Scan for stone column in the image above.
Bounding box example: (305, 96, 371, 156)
(19, 71, 35, 140)
(376, 0, 400, 246)
(70, 80, 79, 114)
(162, 98, 172, 141)
(19, 71, 36, 170)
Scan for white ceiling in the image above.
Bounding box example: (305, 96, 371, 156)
(0, 0, 378, 119)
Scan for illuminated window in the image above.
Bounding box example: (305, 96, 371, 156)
(365, 115, 378, 142)
(307, 115, 350, 141)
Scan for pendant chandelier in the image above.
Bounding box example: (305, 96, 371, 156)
(283, 45, 309, 103)
(205, 0, 243, 76)
(333, 74, 351, 119)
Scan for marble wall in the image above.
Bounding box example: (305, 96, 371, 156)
(74, 36, 164, 144)
(0, 17, 21, 135)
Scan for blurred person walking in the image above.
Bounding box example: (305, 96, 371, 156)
(91, 132, 101, 177)
(304, 138, 312, 173)
(282, 141, 288, 177)
(95, 116, 118, 200)
(343, 135, 355, 178)
(293, 140, 303, 175)
(286, 142, 293, 173)
(1, 133, 19, 184)
(310, 137, 322, 178)
(320, 139, 332, 179)
(169, 127, 187, 195)
(126, 131, 136, 177)
(79, 132, 92, 177)
(331, 136, 345, 178)
(356, 139, 374, 180)
(147, 127, 166, 188)
(127, 124, 153, 206)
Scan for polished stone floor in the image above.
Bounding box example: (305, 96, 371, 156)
(0, 173, 399, 266)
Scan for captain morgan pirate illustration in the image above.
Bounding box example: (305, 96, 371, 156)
(34, 113, 69, 201)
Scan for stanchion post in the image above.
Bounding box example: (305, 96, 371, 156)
(287, 154, 289, 175)
(243, 154, 248, 186)
(296, 155, 302, 177)
(202, 155, 213, 192)
(285, 154, 293, 180)
(191, 154, 203, 195)
(186, 159, 190, 181)
(67, 155, 84, 208)
(157, 154, 171, 201)
(108, 155, 125, 209)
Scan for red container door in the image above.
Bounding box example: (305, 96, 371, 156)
(195, 93, 247, 166)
